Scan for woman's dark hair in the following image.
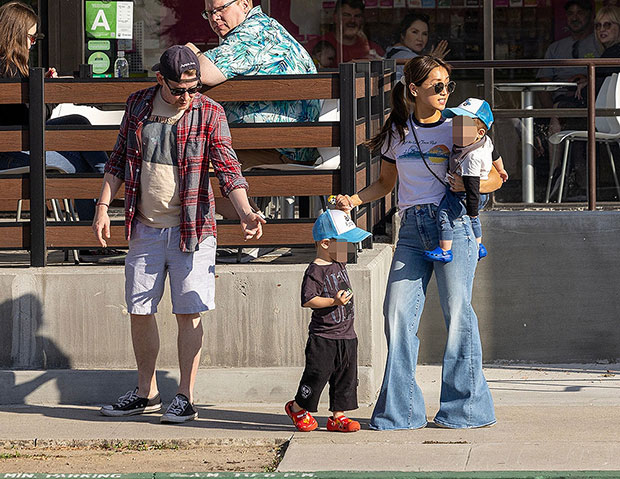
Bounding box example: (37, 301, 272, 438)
(0, 1, 38, 77)
(366, 55, 451, 152)
(397, 12, 430, 44)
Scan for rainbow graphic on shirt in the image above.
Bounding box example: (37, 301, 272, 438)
(399, 144, 450, 164)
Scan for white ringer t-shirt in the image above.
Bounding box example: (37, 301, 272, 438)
(381, 115, 452, 212)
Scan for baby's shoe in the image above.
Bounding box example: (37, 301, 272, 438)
(326, 415, 361, 432)
(285, 400, 318, 432)
(478, 243, 488, 261)
(423, 247, 453, 263)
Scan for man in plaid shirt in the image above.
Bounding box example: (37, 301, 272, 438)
(92, 45, 265, 423)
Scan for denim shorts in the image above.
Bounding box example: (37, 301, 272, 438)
(125, 221, 216, 315)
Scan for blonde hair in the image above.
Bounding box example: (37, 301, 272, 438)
(0, 1, 38, 77)
(595, 6, 620, 48)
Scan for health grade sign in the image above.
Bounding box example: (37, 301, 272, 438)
(85, 1, 133, 39)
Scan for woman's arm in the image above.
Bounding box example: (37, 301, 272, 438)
(336, 160, 398, 210)
(450, 163, 503, 194)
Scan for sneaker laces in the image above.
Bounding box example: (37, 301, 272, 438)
(114, 389, 139, 407)
(166, 395, 188, 415)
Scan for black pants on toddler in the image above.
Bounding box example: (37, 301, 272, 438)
(294, 334, 358, 413)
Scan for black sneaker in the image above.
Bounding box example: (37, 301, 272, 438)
(100, 388, 162, 417)
(160, 393, 198, 423)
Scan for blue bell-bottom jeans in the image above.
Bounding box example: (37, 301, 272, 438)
(370, 204, 496, 430)
(0, 115, 107, 222)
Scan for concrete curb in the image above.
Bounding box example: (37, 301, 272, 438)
(2, 471, 620, 478)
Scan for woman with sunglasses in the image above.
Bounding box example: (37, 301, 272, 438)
(0, 1, 108, 222)
(334, 55, 502, 430)
(594, 6, 620, 93)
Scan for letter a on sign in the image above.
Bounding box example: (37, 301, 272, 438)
(91, 9, 111, 31)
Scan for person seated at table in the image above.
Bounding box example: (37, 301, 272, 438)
(536, 0, 601, 199)
(0, 1, 108, 222)
(385, 12, 449, 75)
(311, 40, 337, 70)
(305, 0, 384, 68)
(537, 0, 600, 109)
(186, 0, 320, 171)
(593, 6, 620, 93)
(186, 0, 322, 225)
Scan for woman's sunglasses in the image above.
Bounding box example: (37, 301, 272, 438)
(429, 81, 456, 95)
(595, 21, 618, 30)
(164, 78, 202, 96)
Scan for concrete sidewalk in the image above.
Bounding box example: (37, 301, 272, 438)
(0, 364, 619, 472)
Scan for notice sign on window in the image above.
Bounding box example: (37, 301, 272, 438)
(85, 1, 133, 39)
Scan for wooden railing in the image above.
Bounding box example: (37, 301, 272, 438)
(0, 60, 396, 266)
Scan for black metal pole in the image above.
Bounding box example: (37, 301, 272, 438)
(339, 62, 358, 262)
(588, 64, 596, 211)
(29, 67, 47, 267)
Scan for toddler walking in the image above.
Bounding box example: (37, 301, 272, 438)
(285, 209, 371, 432)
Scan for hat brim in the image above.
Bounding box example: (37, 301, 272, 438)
(442, 107, 493, 128)
(151, 62, 160, 72)
(333, 228, 372, 243)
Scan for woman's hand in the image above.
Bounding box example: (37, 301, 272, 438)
(429, 40, 450, 59)
(449, 167, 503, 193)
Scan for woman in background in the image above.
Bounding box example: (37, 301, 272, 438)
(0, 1, 107, 221)
(594, 6, 620, 93)
(385, 13, 450, 74)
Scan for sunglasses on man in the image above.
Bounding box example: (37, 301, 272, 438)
(164, 78, 202, 96)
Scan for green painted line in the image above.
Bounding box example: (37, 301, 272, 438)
(2, 472, 620, 479)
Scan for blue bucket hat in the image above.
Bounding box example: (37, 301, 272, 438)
(313, 209, 372, 243)
(442, 98, 494, 129)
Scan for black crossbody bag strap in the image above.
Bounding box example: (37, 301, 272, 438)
(409, 119, 449, 187)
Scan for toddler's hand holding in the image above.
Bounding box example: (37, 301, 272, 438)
(334, 289, 353, 306)
(498, 169, 509, 182)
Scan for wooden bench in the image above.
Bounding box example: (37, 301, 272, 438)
(0, 61, 396, 266)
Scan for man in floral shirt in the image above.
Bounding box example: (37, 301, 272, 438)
(93, 45, 265, 423)
(187, 0, 320, 168)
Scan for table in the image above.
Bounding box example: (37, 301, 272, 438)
(494, 82, 577, 203)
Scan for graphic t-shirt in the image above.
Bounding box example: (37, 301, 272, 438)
(300, 261, 356, 340)
(136, 91, 186, 228)
(381, 115, 452, 211)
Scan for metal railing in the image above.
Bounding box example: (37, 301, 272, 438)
(0, 61, 397, 267)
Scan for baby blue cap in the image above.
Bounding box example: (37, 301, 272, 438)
(442, 98, 494, 129)
(313, 209, 372, 243)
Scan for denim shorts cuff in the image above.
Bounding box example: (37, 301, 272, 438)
(172, 303, 215, 315)
(128, 307, 158, 315)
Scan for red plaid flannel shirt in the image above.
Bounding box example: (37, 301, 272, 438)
(104, 86, 248, 252)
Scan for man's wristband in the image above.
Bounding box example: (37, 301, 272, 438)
(96, 202, 109, 208)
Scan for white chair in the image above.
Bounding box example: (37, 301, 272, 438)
(546, 73, 620, 202)
(50, 103, 125, 125)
